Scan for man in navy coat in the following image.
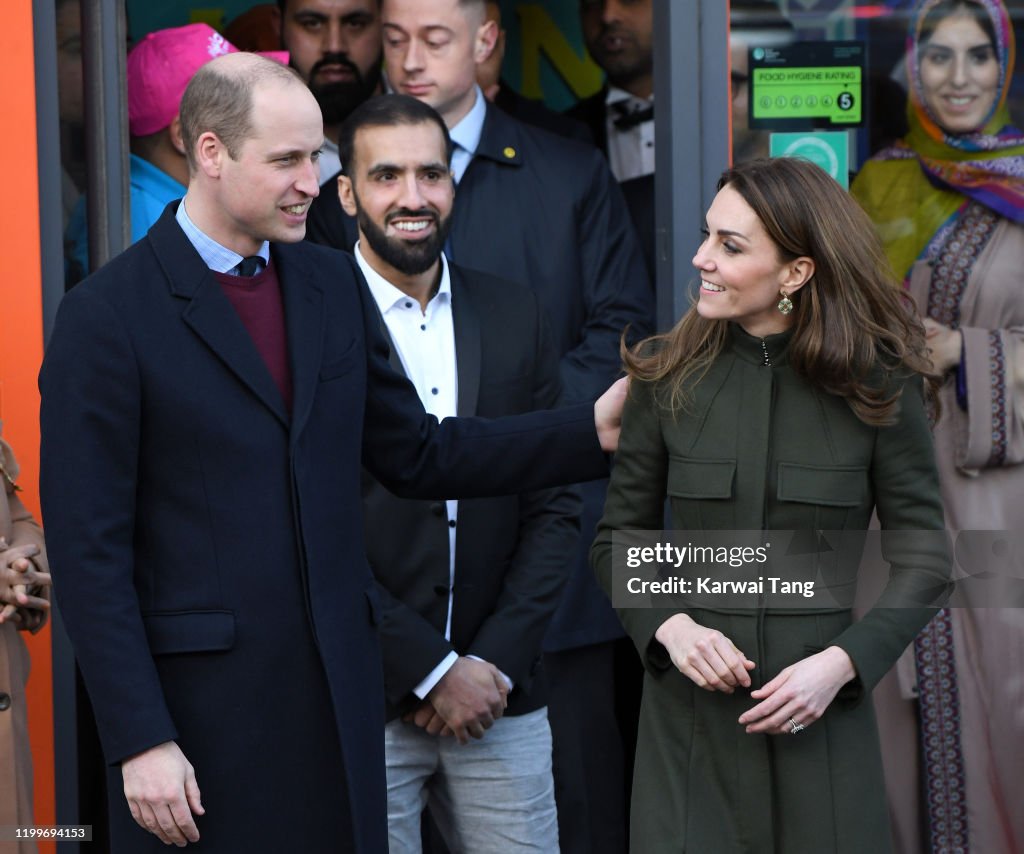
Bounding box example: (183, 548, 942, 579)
(38, 53, 620, 853)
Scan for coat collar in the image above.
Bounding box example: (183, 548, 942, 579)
(148, 203, 325, 439)
(472, 102, 526, 169)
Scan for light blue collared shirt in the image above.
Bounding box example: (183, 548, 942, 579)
(448, 86, 487, 184)
(175, 199, 271, 274)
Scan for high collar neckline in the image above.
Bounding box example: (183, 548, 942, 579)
(728, 323, 793, 366)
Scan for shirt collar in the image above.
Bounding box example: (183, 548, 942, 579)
(606, 85, 653, 109)
(449, 86, 487, 158)
(174, 197, 271, 274)
(354, 241, 452, 314)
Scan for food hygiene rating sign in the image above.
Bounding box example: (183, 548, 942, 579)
(749, 41, 865, 129)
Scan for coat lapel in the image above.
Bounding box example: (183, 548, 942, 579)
(274, 243, 325, 445)
(150, 206, 290, 428)
(450, 266, 481, 417)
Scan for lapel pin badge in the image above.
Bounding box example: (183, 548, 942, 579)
(503, 146, 516, 159)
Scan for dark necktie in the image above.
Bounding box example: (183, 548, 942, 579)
(612, 101, 654, 130)
(235, 256, 264, 277)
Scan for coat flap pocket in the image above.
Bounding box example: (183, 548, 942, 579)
(142, 610, 235, 655)
(777, 463, 867, 507)
(667, 457, 736, 499)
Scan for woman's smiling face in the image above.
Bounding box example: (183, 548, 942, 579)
(919, 11, 999, 134)
(691, 185, 812, 338)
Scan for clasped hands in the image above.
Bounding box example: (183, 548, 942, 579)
(654, 613, 855, 735)
(0, 539, 50, 631)
(403, 656, 509, 744)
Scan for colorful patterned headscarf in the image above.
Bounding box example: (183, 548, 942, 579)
(853, 0, 1024, 279)
(903, 0, 1024, 221)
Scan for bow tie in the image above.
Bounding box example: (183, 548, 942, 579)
(612, 101, 654, 130)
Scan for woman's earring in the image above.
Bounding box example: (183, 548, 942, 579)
(777, 290, 794, 315)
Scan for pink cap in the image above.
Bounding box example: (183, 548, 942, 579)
(127, 23, 289, 137)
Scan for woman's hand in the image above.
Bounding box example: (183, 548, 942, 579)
(923, 318, 963, 373)
(0, 541, 51, 627)
(654, 613, 755, 692)
(738, 646, 855, 735)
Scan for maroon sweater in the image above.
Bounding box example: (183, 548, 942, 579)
(213, 259, 293, 412)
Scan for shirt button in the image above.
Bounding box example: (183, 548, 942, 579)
(448, 520, 456, 529)
(420, 324, 426, 331)
(404, 301, 413, 309)
(431, 388, 438, 395)
(0, 693, 10, 711)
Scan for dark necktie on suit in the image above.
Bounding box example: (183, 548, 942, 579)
(612, 100, 654, 130)
(235, 256, 264, 277)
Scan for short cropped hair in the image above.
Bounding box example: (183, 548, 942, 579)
(179, 54, 303, 172)
(338, 94, 454, 176)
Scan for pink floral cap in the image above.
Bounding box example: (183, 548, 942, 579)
(127, 22, 289, 136)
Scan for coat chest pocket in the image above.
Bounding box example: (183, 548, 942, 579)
(319, 337, 359, 381)
(667, 457, 735, 528)
(776, 463, 867, 508)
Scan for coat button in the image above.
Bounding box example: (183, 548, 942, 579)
(433, 584, 449, 596)
(430, 503, 444, 517)
(0, 693, 11, 711)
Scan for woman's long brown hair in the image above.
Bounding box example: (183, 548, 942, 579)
(624, 158, 937, 426)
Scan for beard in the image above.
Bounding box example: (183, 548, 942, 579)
(356, 202, 452, 277)
(307, 54, 383, 126)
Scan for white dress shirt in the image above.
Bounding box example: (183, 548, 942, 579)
(355, 244, 462, 697)
(605, 86, 655, 183)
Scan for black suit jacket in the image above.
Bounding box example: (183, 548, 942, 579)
(567, 87, 657, 281)
(38, 206, 609, 853)
(363, 264, 581, 721)
(308, 102, 653, 651)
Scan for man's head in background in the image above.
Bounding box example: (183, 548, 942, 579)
(381, 0, 498, 127)
(337, 94, 454, 283)
(275, 0, 384, 130)
(579, 0, 654, 98)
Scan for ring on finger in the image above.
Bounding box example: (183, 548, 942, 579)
(788, 717, 805, 734)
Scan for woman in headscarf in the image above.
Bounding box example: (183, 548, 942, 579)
(0, 426, 50, 854)
(851, 2, 1024, 851)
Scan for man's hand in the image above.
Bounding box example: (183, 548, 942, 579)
(122, 741, 204, 847)
(419, 657, 508, 744)
(595, 376, 629, 452)
(0, 543, 50, 626)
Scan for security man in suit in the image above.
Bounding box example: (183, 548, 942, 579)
(38, 53, 625, 853)
(339, 93, 575, 853)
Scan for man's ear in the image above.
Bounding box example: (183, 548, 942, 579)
(781, 255, 815, 295)
(338, 174, 358, 217)
(195, 131, 226, 178)
(474, 18, 499, 65)
(169, 115, 186, 156)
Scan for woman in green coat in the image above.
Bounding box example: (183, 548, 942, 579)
(591, 157, 950, 853)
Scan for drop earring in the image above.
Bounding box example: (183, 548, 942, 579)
(777, 291, 793, 315)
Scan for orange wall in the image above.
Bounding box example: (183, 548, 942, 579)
(0, 0, 57, 851)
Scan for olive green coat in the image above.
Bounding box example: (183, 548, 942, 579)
(591, 325, 949, 854)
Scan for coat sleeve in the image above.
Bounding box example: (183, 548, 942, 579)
(465, 306, 582, 689)
(38, 286, 179, 764)
(590, 379, 680, 674)
(354, 256, 610, 497)
(558, 149, 654, 404)
(831, 376, 952, 698)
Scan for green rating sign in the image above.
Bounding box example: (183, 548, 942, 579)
(769, 132, 850, 188)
